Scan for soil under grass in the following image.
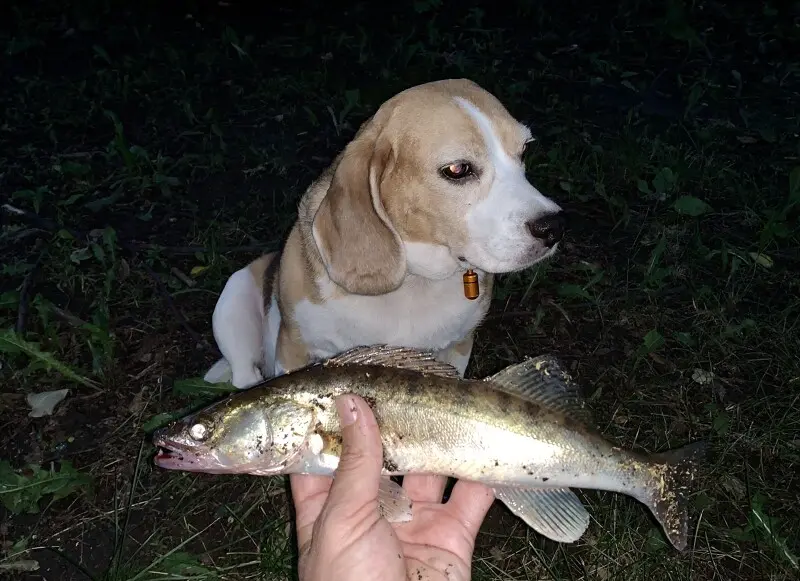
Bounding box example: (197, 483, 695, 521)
(1, 1, 798, 580)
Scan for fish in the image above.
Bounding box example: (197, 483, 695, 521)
(152, 345, 707, 550)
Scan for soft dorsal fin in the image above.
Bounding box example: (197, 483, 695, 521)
(324, 345, 461, 378)
(486, 355, 592, 423)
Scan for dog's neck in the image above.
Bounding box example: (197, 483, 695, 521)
(401, 241, 485, 299)
(403, 241, 464, 279)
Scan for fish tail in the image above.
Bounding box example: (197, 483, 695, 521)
(644, 440, 709, 551)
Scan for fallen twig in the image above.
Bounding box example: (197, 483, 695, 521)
(170, 266, 196, 287)
(3, 203, 82, 238)
(50, 305, 90, 328)
(485, 310, 539, 322)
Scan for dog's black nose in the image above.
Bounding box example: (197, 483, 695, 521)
(527, 211, 566, 247)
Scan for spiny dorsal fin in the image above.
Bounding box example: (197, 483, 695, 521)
(486, 355, 592, 423)
(324, 345, 460, 378)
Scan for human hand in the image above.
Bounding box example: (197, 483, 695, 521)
(290, 394, 495, 581)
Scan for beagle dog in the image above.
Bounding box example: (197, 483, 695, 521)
(204, 78, 565, 389)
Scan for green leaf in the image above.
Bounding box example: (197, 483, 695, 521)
(11, 189, 45, 214)
(0, 460, 92, 515)
(155, 552, 219, 579)
(0, 291, 20, 310)
(84, 190, 123, 213)
(69, 247, 91, 264)
(556, 283, 591, 300)
(92, 44, 112, 64)
(710, 406, 730, 436)
(636, 329, 665, 358)
(0, 328, 99, 389)
(673, 195, 711, 216)
(58, 193, 84, 206)
(142, 411, 183, 434)
(59, 161, 91, 177)
(749, 495, 799, 571)
(173, 377, 237, 397)
(674, 331, 696, 347)
(644, 526, 669, 553)
(90, 242, 106, 264)
(646, 234, 667, 275)
(748, 252, 774, 269)
(652, 167, 675, 195)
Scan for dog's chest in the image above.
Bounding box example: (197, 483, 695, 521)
(292, 273, 490, 357)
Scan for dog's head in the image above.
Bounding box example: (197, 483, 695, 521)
(311, 78, 565, 296)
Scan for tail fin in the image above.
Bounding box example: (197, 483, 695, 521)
(204, 357, 232, 384)
(646, 441, 709, 551)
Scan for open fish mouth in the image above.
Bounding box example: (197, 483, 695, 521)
(154, 446, 189, 467)
(153, 446, 214, 471)
(152, 433, 243, 473)
(154, 447, 183, 467)
(152, 434, 206, 470)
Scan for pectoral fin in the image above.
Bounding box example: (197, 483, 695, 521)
(493, 486, 590, 543)
(377, 476, 413, 523)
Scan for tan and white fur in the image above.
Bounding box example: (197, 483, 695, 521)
(204, 79, 566, 389)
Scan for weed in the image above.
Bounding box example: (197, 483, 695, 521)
(0, 460, 92, 515)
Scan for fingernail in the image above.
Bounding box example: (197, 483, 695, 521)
(335, 395, 358, 427)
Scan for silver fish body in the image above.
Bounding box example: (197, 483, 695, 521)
(153, 346, 706, 550)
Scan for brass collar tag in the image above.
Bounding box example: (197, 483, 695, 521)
(463, 269, 479, 300)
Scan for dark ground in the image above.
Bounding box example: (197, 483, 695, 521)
(1, 0, 799, 580)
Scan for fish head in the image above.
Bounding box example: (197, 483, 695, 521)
(152, 396, 316, 475)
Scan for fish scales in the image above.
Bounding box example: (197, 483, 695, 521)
(269, 363, 655, 499)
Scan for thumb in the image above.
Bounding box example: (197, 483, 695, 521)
(324, 394, 383, 514)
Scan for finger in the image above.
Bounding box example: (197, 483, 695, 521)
(444, 479, 495, 539)
(402, 473, 448, 504)
(290, 473, 333, 550)
(323, 394, 384, 517)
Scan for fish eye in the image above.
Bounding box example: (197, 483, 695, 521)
(189, 423, 209, 441)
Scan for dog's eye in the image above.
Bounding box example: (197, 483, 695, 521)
(441, 162, 474, 181)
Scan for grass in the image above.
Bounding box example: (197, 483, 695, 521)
(0, 0, 798, 579)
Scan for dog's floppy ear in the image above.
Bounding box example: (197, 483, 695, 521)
(311, 121, 406, 295)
